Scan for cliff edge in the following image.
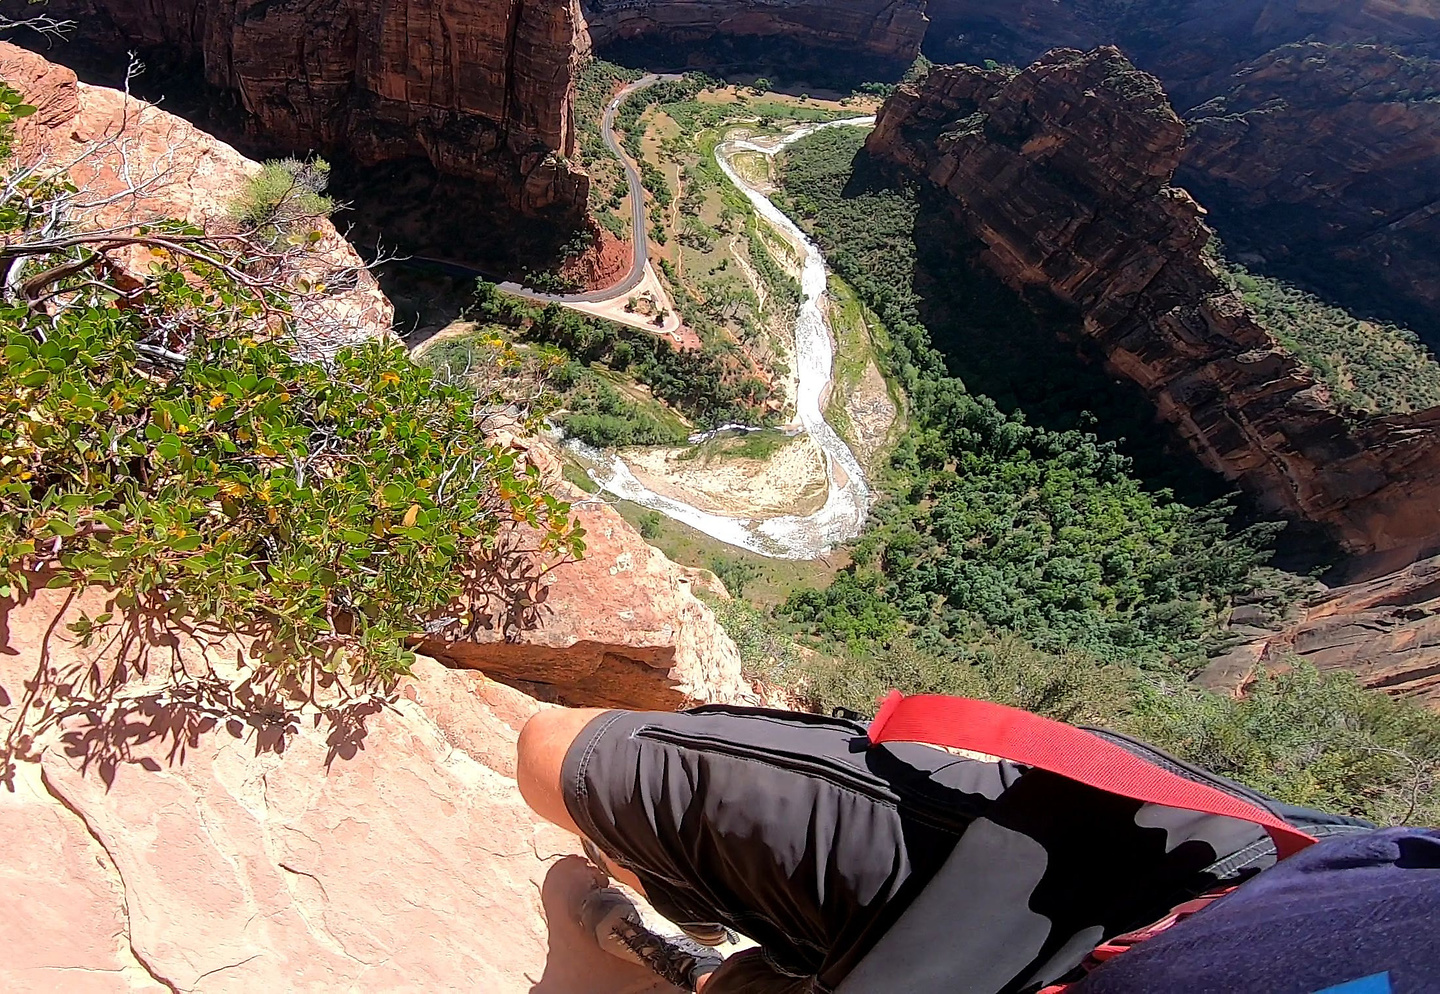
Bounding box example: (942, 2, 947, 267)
(0, 49, 752, 992)
(866, 47, 1440, 561)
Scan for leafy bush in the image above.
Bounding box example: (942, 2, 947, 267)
(708, 555, 761, 599)
(1, 316, 583, 684)
(473, 282, 777, 430)
(0, 91, 582, 690)
(563, 379, 687, 447)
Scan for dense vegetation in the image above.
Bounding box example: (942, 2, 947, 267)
(461, 281, 775, 445)
(774, 127, 1276, 667)
(744, 124, 1440, 825)
(1218, 258, 1440, 415)
(0, 90, 581, 690)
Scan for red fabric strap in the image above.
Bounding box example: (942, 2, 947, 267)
(868, 691, 1316, 859)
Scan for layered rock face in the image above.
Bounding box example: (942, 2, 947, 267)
(44, 0, 593, 220)
(920, 2, 1440, 335)
(867, 47, 1440, 558)
(1202, 552, 1440, 707)
(1181, 42, 1440, 333)
(581, 0, 928, 68)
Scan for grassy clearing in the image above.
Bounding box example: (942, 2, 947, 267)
(823, 275, 905, 468)
(676, 428, 793, 465)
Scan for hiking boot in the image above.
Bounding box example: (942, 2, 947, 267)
(679, 922, 740, 947)
(580, 887, 723, 991)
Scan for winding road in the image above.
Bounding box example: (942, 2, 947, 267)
(415, 75, 682, 304)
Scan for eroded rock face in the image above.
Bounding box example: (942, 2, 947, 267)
(867, 47, 1440, 558)
(0, 458, 749, 990)
(581, 0, 928, 69)
(40, 0, 593, 222)
(1201, 553, 1440, 707)
(1181, 42, 1440, 333)
(920, 2, 1440, 336)
(0, 42, 392, 351)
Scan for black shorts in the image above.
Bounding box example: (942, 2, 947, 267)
(560, 705, 1020, 992)
(562, 705, 1370, 994)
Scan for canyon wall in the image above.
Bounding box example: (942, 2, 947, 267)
(920, 1, 1440, 337)
(581, 0, 928, 69)
(867, 47, 1440, 559)
(1203, 551, 1440, 707)
(44, 0, 594, 221)
(1180, 42, 1440, 336)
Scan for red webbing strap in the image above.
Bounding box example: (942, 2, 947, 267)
(868, 692, 1316, 859)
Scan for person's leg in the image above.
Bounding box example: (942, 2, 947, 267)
(516, 705, 608, 837)
(519, 704, 999, 983)
(517, 705, 650, 893)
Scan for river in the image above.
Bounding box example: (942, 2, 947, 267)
(567, 117, 876, 560)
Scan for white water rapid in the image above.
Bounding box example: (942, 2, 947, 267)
(570, 117, 876, 559)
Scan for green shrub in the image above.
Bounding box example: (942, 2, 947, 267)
(229, 158, 335, 234)
(1, 91, 581, 688)
(1, 314, 583, 684)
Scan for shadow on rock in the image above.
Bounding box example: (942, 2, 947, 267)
(532, 855, 682, 994)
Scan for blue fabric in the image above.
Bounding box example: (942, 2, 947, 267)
(1070, 828, 1440, 994)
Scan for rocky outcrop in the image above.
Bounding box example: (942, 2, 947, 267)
(1180, 42, 1440, 333)
(0, 450, 751, 991)
(1201, 553, 1440, 707)
(867, 47, 1440, 558)
(416, 429, 751, 710)
(40, 0, 593, 221)
(0, 42, 392, 351)
(921, 0, 1440, 95)
(0, 584, 702, 992)
(581, 0, 928, 68)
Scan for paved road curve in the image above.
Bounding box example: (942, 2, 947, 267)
(414, 73, 682, 304)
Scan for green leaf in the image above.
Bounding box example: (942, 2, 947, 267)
(155, 434, 182, 460)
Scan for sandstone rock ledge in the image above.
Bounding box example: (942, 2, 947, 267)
(0, 582, 695, 992)
(0, 481, 749, 992)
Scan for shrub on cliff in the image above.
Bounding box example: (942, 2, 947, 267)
(0, 81, 583, 691)
(230, 157, 335, 239)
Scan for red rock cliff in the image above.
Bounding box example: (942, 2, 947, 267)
(1180, 42, 1440, 330)
(581, 0, 928, 67)
(867, 47, 1440, 559)
(45, 0, 594, 221)
(920, 1, 1440, 335)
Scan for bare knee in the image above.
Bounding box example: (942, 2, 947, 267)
(516, 706, 610, 836)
